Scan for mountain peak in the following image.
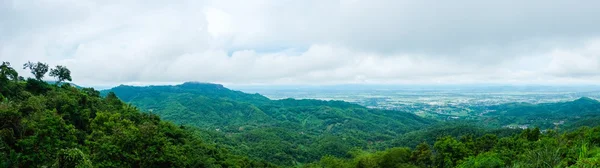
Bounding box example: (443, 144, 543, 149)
(179, 82, 226, 90)
(573, 97, 599, 104)
(182, 81, 219, 85)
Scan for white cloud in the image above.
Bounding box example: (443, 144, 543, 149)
(1, 0, 600, 87)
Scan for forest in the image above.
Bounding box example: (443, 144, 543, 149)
(0, 62, 273, 167)
(1, 61, 600, 167)
(104, 83, 437, 165)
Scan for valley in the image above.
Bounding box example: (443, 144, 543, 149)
(236, 85, 600, 128)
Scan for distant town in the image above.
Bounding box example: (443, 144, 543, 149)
(236, 85, 600, 126)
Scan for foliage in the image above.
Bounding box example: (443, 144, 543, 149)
(482, 97, 600, 129)
(0, 62, 18, 82)
(0, 62, 20, 99)
(104, 81, 600, 167)
(0, 61, 273, 168)
(390, 122, 519, 148)
(456, 152, 504, 168)
(105, 83, 436, 165)
(22, 61, 49, 81)
(54, 148, 93, 168)
(312, 127, 600, 168)
(49, 65, 72, 84)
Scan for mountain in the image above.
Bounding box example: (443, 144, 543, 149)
(104, 82, 436, 165)
(107, 82, 270, 103)
(0, 80, 272, 167)
(101, 82, 272, 127)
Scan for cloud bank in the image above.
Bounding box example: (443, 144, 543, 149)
(1, 0, 600, 87)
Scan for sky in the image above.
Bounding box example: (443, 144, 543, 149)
(1, 0, 600, 87)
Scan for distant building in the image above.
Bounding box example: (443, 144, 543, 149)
(518, 125, 529, 129)
(553, 120, 565, 125)
(503, 124, 529, 130)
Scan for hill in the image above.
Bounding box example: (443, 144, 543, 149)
(104, 82, 436, 165)
(0, 64, 272, 167)
(482, 97, 600, 129)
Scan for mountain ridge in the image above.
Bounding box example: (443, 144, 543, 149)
(102, 82, 436, 165)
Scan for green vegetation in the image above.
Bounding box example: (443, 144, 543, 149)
(0, 61, 272, 167)
(308, 127, 600, 167)
(49, 65, 72, 84)
(105, 83, 435, 165)
(3, 60, 600, 167)
(482, 97, 600, 129)
(389, 122, 521, 148)
(106, 82, 600, 167)
(22, 61, 49, 81)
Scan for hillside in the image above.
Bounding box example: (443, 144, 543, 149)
(0, 64, 272, 167)
(104, 82, 600, 167)
(483, 97, 600, 129)
(104, 82, 436, 165)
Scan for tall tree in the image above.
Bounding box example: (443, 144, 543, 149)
(49, 65, 72, 84)
(0, 62, 18, 82)
(0, 62, 19, 98)
(22, 61, 49, 81)
(411, 143, 433, 167)
(434, 136, 472, 167)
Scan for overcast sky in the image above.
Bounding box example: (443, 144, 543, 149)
(1, 0, 600, 87)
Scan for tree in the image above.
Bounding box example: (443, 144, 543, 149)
(54, 148, 93, 168)
(475, 134, 498, 154)
(49, 65, 72, 84)
(379, 147, 413, 167)
(529, 127, 541, 141)
(23, 61, 49, 81)
(411, 143, 433, 167)
(0, 62, 18, 82)
(0, 62, 20, 98)
(520, 128, 541, 141)
(456, 152, 505, 168)
(434, 136, 472, 167)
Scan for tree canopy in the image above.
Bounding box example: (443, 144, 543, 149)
(0, 61, 274, 167)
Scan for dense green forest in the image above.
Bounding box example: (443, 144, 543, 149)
(307, 126, 600, 167)
(0, 62, 273, 167)
(105, 82, 600, 167)
(104, 83, 435, 165)
(3, 61, 600, 167)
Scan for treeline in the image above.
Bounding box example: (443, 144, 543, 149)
(308, 127, 600, 167)
(0, 61, 273, 167)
